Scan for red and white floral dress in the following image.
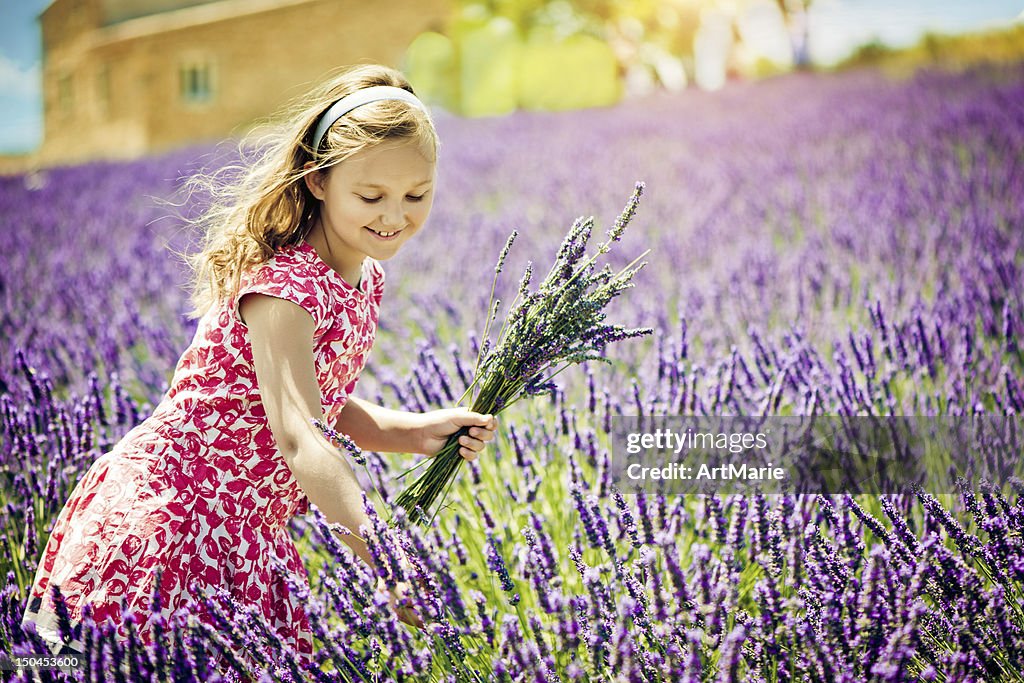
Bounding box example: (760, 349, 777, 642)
(22, 240, 384, 666)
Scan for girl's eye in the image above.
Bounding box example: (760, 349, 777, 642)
(358, 196, 382, 203)
(406, 194, 426, 202)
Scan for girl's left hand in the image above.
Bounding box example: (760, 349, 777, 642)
(415, 408, 498, 461)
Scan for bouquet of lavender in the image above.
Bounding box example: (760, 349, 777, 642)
(394, 183, 652, 526)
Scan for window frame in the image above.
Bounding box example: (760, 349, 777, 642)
(178, 57, 216, 107)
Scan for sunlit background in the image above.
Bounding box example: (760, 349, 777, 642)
(0, 0, 1021, 166)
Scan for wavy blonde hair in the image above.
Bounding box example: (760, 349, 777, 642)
(181, 63, 439, 319)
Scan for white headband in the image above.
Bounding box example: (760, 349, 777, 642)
(311, 85, 430, 154)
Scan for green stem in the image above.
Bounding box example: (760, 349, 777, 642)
(427, 460, 463, 529)
(468, 255, 506, 403)
(393, 454, 433, 480)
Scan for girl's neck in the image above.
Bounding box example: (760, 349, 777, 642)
(305, 222, 364, 288)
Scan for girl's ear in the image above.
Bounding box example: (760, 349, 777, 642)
(303, 163, 326, 200)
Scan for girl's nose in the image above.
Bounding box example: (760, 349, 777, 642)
(381, 201, 404, 228)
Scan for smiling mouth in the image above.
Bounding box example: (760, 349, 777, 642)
(366, 227, 402, 239)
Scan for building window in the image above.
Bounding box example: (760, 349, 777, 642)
(97, 65, 111, 117)
(179, 62, 213, 104)
(58, 73, 73, 115)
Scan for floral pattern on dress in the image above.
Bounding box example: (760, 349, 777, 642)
(22, 240, 384, 669)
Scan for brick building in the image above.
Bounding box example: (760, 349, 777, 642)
(39, 0, 450, 165)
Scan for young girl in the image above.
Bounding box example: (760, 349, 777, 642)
(21, 63, 498, 668)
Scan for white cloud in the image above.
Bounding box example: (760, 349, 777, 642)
(0, 55, 40, 98)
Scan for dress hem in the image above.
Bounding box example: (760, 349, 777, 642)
(20, 608, 87, 655)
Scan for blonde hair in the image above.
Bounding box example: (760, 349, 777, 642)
(181, 64, 439, 319)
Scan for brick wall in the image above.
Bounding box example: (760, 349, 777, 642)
(38, 0, 451, 165)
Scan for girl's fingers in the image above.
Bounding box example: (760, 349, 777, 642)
(398, 607, 423, 629)
(460, 435, 488, 451)
(466, 412, 496, 429)
(390, 583, 425, 628)
(456, 415, 501, 460)
(467, 427, 496, 441)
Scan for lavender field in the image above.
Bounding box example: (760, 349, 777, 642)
(2, 62, 1024, 681)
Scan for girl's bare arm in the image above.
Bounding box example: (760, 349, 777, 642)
(332, 397, 425, 453)
(240, 293, 376, 568)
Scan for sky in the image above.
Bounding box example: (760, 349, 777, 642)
(0, 0, 1021, 155)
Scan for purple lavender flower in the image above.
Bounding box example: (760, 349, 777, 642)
(485, 532, 519, 605)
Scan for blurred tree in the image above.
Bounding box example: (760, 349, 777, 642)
(840, 38, 892, 69)
(573, 0, 616, 22)
(921, 32, 943, 62)
(656, 1, 703, 68)
(459, 14, 521, 116)
(518, 31, 621, 109)
(432, 0, 767, 107)
(775, 0, 812, 68)
(404, 32, 459, 112)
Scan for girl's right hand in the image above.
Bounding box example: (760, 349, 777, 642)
(379, 577, 424, 629)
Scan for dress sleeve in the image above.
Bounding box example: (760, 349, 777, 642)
(233, 257, 326, 334)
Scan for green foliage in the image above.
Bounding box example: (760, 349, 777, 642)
(406, 1, 632, 116)
(518, 32, 621, 110)
(404, 32, 459, 112)
(459, 17, 522, 117)
(835, 23, 1024, 76)
(404, 12, 623, 118)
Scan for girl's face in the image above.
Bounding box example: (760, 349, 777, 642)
(305, 138, 436, 273)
